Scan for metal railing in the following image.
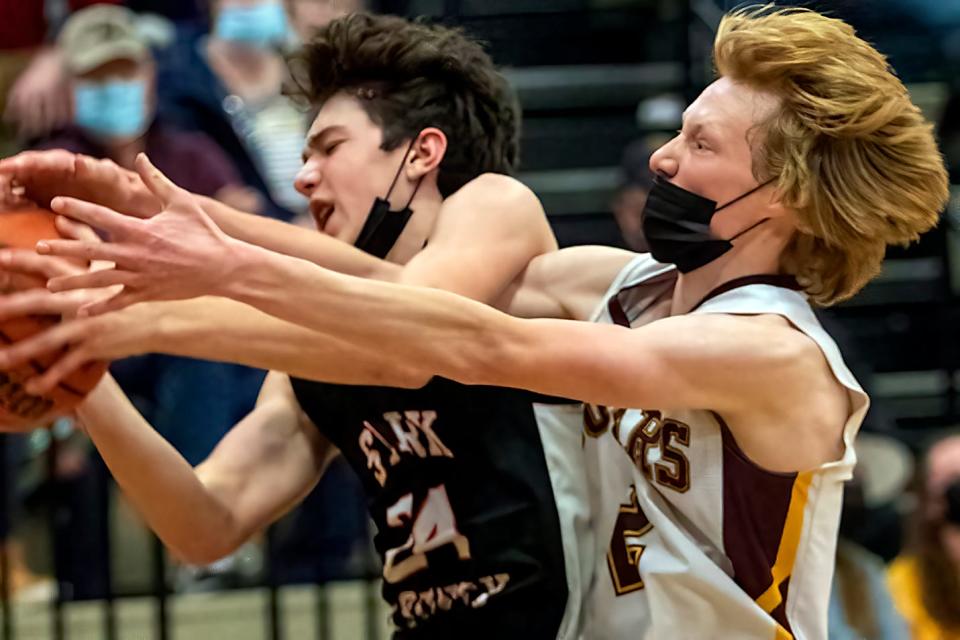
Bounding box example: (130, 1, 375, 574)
(0, 435, 385, 640)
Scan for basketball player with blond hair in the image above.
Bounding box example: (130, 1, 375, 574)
(0, 5, 950, 638)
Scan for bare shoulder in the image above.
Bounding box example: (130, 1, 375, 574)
(442, 173, 544, 223)
(450, 173, 536, 203)
(638, 312, 841, 405)
(677, 314, 849, 470)
(432, 174, 556, 262)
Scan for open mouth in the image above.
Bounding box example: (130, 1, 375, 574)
(310, 204, 334, 232)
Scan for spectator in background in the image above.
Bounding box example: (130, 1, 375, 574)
(286, 0, 366, 42)
(38, 1, 265, 467)
(889, 434, 960, 640)
(40, 4, 261, 213)
(125, 0, 208, 26)
(1, 0, 123, 155)
(157, 0, 364, 220)
(1, 3, 121, 595)
(25, 5, 268, 597)
(610, 137, 658, 252)
(829, 462, 909, 640)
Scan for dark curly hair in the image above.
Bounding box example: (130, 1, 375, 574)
(287, 12, 520, 197)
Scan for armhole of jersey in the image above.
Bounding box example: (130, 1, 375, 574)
(588, 253, 676, 323)
(693, 285, 869, 439)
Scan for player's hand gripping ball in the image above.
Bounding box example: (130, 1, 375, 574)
(0, 206, 108, 431)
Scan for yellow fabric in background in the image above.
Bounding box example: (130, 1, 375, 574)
(888, 555, 960, 640)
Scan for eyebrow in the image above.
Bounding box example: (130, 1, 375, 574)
(301, 125, 347, 162)
(680, 116, 716, 142)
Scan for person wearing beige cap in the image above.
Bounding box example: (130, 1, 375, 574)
(58, 4, 153, 145)
(30, 5, 272, 578)
(42, 4, 261, 212)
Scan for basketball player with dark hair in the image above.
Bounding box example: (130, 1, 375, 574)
(0, 13, 589, 638)
(13, 6, 949, 638)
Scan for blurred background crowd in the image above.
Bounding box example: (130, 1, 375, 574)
(1, 0, 960, 638)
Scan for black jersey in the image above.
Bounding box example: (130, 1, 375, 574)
(289, 375, 569, 639)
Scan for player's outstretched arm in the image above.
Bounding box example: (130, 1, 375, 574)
(0, 149, 370, 268)
(41, 154, 562, 312)
(0, 150, 398, 283)
(5, 151, 559, 302)
(0, 151, 389, 277)
(76, 371, 333, 564)
(221, 252, 818, 419)
(0, 290, 423, 396)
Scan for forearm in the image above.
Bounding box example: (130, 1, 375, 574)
(149, 297, 419, 386)
(218, 258, 668, 408)
(224, 246, 518, 387)
(76, 376, 240, 562)
(196, 195, 398, 280)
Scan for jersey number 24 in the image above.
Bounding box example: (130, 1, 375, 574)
(383, 485, 472, 584)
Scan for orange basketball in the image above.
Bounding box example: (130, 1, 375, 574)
(0, 206, 108, 431)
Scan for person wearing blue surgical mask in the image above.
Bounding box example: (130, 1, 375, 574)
(52, 4, 159, 158)
(30, 3, 272, 597)
(45, 5, 262, 210)
(73, 77, 150, 141)
(151, 0, 315, 221)
(215, 0, 291, 48)
(152, 0, 367, 223)
(70, 58, 154, 152)
(38, 2, 267, 464)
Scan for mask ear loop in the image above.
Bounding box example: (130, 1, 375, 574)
(404, 176, 424, 208)
(728, 216, 769, 243)
(384, 136, 420, 201)
(716, 178, 777, 242)
(715, 177, 776, 212)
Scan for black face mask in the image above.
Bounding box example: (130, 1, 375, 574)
(641, 175, 774, 273)
(354, 138, 424, 259)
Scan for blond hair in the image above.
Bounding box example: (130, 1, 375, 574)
(714, 5, 949, 305)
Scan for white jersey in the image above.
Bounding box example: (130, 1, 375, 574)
(535, 402, 596, 640)
(581, 255, 869, 640)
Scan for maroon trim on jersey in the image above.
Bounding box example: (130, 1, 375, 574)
(713, 411, 796, 635)
(690, 274, 801, 313)
(608, 295, 631, 327)
(608, 272, 798, 327)
(606, 270, 677, 328)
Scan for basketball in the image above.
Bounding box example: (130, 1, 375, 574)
(0, 206, 108, 431)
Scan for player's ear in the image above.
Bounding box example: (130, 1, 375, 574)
(406, 128, 447, 181)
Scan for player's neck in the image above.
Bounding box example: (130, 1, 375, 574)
(384, 188, 444, 265)
(669, 230, 787, 316)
